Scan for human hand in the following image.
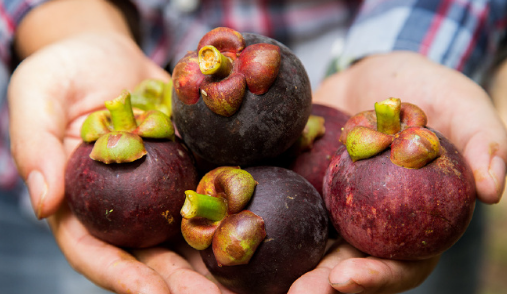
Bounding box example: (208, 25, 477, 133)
(8, 32, 224, 294)
(287, 50, 507, 294)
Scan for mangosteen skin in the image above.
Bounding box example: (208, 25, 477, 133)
(65, 138, 198, 248)
(172, 33, 312, 166)
(323, 130, 476, 260)
(201, 166, 328, 294)
(289, 104, 350, 195)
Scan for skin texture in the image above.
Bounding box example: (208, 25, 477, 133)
(489, 57, 507, 126)
(7, 0, 507, 293)
(324, 130, 476, 260)
(65, 139, 198, 248)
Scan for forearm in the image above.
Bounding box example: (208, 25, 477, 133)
(14, 0, 135, 59)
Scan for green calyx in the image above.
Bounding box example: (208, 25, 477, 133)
(181, 190, 228, 222)
(130, 79, 173, 117)
(297, 115, 326, 152)
(344, 98, 400, 162)
(180, 167, 266, 266)
(375, 97, 401, 135)
(343, 98, 440, 169)
(89, 131, 147, 164)
(346, 126, 393, 162)
(80, 88, 175, 164)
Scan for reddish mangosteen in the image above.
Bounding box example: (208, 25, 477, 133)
(65, 86, 198, 248)
(277, 103, 351, 195)
(172, 27, 312, 166)
(180, 166, 328, 294)
(323, 98, 476, 260)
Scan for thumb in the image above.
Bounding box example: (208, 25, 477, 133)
(461, 126, 507, 204)
(17, 137, 68, 219)
(8, 58, 69, 219)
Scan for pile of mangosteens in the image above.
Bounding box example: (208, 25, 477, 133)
(64, 27, 476, 294)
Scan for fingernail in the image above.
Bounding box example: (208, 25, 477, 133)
(26, 170, 48, 219)
(331, 279, 365, 294)
(489, 156, 506, 201)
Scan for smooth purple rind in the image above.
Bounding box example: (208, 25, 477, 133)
(287, 104, 351, 196)
(323, 130, 476, 260)
(172, 33, 312, 166)
(66, 138, 198, 248)
(201, 166, 328, 294)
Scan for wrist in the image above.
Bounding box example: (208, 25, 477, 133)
(14, 0, 137, 59)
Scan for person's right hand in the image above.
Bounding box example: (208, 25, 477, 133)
(8, 32, 224, 294)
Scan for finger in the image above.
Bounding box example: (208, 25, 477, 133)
(288, 239, 365, 294)
(132, 246, 222, 294)
(173, 241, 239, 293)
(428, 78, 507, 204)
(48, 206, 171, 294)
(461, 125, 507, 204)
(8, 54, 71, 219)
(329, 254, 440, 294)
(431, 85, 507, 204)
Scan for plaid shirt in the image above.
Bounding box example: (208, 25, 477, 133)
(0, 0, 506, 191)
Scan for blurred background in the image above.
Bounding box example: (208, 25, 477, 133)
(478, 189, 507, 294)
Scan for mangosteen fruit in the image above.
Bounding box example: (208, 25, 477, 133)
(172, 27, 312, 166)
(280, 103, 351, 195)
(180, 166, 328, 294)
(323, 98, 476, 260)
(65, 88, 198, 248)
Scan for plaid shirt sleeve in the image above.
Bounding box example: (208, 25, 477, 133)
(0, 0, 47, 68)
(0, 0, 47, 191)
(335, 0, 507, 78)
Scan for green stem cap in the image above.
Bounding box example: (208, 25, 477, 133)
(298, 115, 326, 152)
(181, 191, 228, 222)
(375, 97, 401, 135)
(104, 91, 138, 132)
(81, 88, 174, 164)
(198, 45, 233, 77)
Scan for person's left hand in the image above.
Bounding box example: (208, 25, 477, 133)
(287, 50, 507, 294)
